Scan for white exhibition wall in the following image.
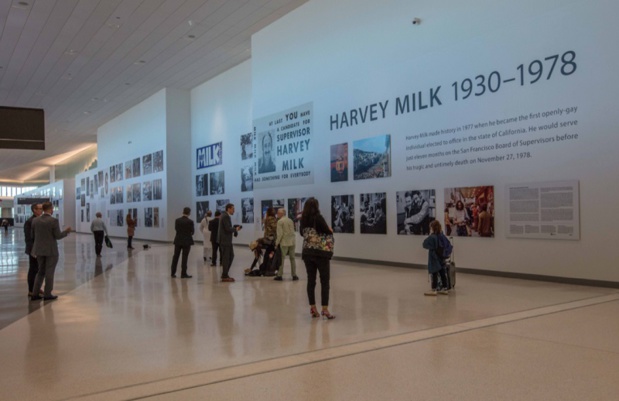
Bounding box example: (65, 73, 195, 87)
(242, 0, 617, 281)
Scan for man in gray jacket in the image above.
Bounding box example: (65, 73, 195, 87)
(31, 202, 72, 301)
(217, 203, 241, 282)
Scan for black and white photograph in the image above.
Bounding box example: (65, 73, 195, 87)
(125, 161, 133, 179)
(115, 186, 124, 204)
(153, 150, 164, 173)
(132, 157, 141, 177)
(360, 192, 387, 234)
(104, 172, 109, 195)
(153, 207, 160, 228)
(241, 197, 254, 224)
(210, 171, 225, 195)
(152, 178, 162, 200)
(115, 163, 123, 181)
(132, 183, 141, 203)
(94, 174, 99, 192)
(98, 171, 103, 188)
(144, 207, 153, 227)
(241, 132, 253, 160)
(80, 194, 85, 207)
(126, 185, 133, 203)
(215, 199, 231, 213)
(330, 143, 348, 182)
(128, 208, 138, 222)
(143, 154, 152, 175)
(86, 177, 90, 196)
(241, 166, 253, 192)
(332, 195, 355, 233)
(86, 203, 90, 222)
(353, 134, 391, 180)
(110, 166, 116, 183)
(110, 188, 116, 205)
(396, 190, 436, 235)
(261, 199, 284, 223)
(257, 130, 276, 174)
(142, 181, 152, 201)
(196, 174, 208, 197)
(196, 201, 209, 222)
(80, 209, 84, 222)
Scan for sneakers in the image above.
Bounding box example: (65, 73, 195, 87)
(424, 290, 438, 296)
(274, 276, 283, 281)
(438, 289, 450, 295)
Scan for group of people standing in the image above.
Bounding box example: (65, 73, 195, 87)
(24, 202, 72, 301)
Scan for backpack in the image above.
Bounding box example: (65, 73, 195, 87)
(437, 233, 453, 259)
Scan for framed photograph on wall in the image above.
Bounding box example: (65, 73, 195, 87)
(332, 195, 354, 233)
(152, 179, 162, 200)
(143, 154, 152, 175)
(241, 166, 253, 192)
(396, 190, 436, 235)
(210, 171, 225, 195)
(215, 199, 231, 213)
(330, 143, 348, 182)
(196, 201, 209, 222)
(445, 186, 494, 238)
(125, 161, 133, 180)
(353, 134, 391, 180)
(132, 157, 141, 177)
(360, 192, 387, 234)
(142, 181, 152, 201)
(241, 198, 254, 224)
(196, 174, 208, 197)
(241, 132, 253, 160)
(287, 197, 310, 231)
(153, 150, 164, 173)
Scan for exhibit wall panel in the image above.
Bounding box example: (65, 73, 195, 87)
(77, 89, 171, 241)
(249, 0, 619, 281)
(190, 61, 254, 245)
(15, 179, 75, 230)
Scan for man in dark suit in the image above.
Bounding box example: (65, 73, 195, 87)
(24, 203, 43, 297)
(218, 203, 241, 282)
(208, 211, 221, 266)
(31, 202, 72, 301)
(171, 207, 194, 278)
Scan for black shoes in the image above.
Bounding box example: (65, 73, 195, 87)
(181, 275, 192, 278)
(171, 274, 177, 278)
(274, 276, 283, 281)
(31, 295, 58, 301)
(292, 276, 299, 281)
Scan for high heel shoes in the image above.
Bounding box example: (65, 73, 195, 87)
(310, 306, 320, 318)
(321, 310, 335, 320)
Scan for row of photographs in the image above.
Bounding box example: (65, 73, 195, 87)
(79, 179, 163, 206)
(331, 134, 391, 182)
(110, 150, 164, 183)
(79, 205, 162, 228)
(196, 166, 254, 197)
(195, 185, 494, 237)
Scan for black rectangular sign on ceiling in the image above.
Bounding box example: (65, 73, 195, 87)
(0, 106, 45, 150)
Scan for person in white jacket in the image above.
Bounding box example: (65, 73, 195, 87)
(199, 211, 212, 262)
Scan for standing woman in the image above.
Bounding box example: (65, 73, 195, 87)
(300, 198, 335, 319)
(126, 212, 137, 249)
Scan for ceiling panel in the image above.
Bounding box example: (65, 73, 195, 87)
(0, 0, 308, 182)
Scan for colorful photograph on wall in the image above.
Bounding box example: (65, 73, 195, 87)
(152, 179, 162, 200)
(241, 132, 253, 160)
(353, 134, 391, 180)
(144, 208, 153, 227)
(241, 166, 253, 192)
(196, 201, 209, 222)
(330, 143, 348, 182)
(396, 190, 436, 235)
(132, 158, 141, 177)
(215, 199, 231, 213)
(125, 161, 133, 180)
(360, 192, 387, 234)
(210, 171, 225, 195)
(287, 197, 310, 231)
(332, 195, 355, 233)
(142, 181, 152, 201)
(444, 186, 494, 237)
(241, 198, 254, 224)
(153, 150, 164, 173)
(143, 154, 152, 175)
(196, 174, 208, 197)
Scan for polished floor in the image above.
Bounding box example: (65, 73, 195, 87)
(1, 229, 618, 400)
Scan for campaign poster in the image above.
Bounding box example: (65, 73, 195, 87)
(196, 142, 222, 170)
(353, 134, 391, 180)
(253, 102, 313, 188)
(332, 195, 355, 234)
(396, 190, 436, 235)
(330, 143, 348, 182)
(445, 186, 495, 238)
(360, 192, 387, 234)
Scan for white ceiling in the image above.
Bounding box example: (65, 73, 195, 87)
(0, 0, 307, 183)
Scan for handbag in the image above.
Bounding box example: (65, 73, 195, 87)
(302, 219, 334, 259)
(104, 235, 113, 248)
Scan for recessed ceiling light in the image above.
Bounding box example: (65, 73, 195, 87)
(83, 111, 91, 115)
(106, 22, 121, 29)
(134, 60, 146, 65)
(91, 97, 100, 101)
(64, 49, 78, 56)
(186, 34, 196, 40)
